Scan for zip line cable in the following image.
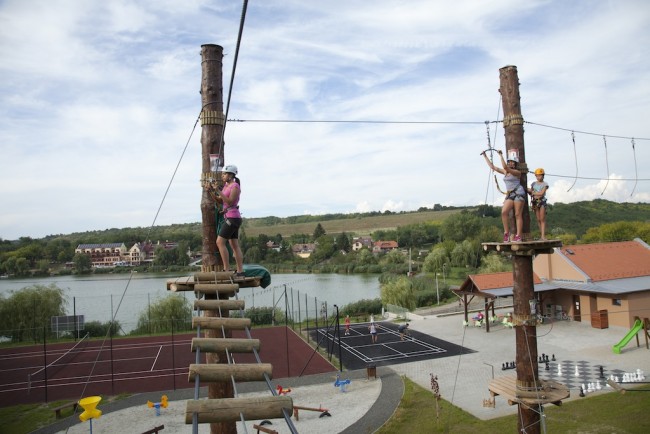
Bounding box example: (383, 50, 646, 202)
(229, 117, 650, 142)
(217, 0, 249, 161)
(601, 136, 611, 195)
(631, 138, 639, 197)
(567, 131, 579, 192)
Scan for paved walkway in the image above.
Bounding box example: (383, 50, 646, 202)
(393, 307, 650, 420)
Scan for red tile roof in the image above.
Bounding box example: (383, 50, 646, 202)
(559, 240, 650, 281)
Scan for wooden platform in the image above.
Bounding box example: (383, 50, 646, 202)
(489, 375, 569, 406)
(166, 274, 261, 291)
(482, 239, 562, 256)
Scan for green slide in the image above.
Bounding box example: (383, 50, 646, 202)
(612, 319, 643, 354)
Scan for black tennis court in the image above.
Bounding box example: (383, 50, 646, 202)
(309, 321, 476, 370)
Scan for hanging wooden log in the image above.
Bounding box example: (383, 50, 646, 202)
(185, 396, 293, 424)
(194, 283, 239, 298)
(194, 299, 245, 311)
(188, 363, 272, 382)
(192, 317, 251, 330)
(191, 338, 260, 353)
(195, 271, 239, 281)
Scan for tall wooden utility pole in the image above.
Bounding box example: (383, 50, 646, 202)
(499, 65, 540, 434)
(199, 43, 235, 434)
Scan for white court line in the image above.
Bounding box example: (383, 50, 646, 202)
(150, 345, 163, 371)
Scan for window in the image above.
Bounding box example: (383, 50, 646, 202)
(612, 298, 622, 306)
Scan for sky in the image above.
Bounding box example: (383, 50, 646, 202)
(1, 0, 649, 241)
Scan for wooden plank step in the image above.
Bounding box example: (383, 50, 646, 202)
(188, 363, 272, 382)
(488, 375, 569, 406)
(167, 275, 261, 292)
(191, 337, 260, 353)
(195, 271, 239, 281)
(193, 283, 239, 296)
(192, 317, 251, 330)
(185, 396, 293, 424)
(194, 299, 245, 311)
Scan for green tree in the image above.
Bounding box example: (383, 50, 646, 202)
(336, 232, 351, 252)
(313, 223, 326, 240)
(382, 249, 406, 265)
(582, 221, 650, 244)
(423, 246, 449, 273)
(15, 257, 30, 276)
(0, 284, 67, 342)
(478, 253, 511, 273)
(380, 276, 416, 310)
(311, 235, 336, 263)
(133, 295, 192, 334)
(73, 252, 92, 274)
(441, 211, 481, 242)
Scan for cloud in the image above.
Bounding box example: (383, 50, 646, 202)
(0, 0, 648, 240)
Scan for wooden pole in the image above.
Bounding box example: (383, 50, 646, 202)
(499, 65, 540, 434)
(199, 43, 235, 434)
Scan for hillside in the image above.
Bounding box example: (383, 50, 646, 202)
(243, 209, 461, 238)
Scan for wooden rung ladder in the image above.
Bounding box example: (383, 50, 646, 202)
(192, 316, 251, 330)
(192, 337, 260, 353)
(194, 299, 245, 311)
(188, 363, 273, 382)
(185, 396, 294, 424)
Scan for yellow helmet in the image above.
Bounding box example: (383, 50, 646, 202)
(534, 168, 545, 175)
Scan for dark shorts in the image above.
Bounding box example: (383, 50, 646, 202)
(219, 217, 242, 239)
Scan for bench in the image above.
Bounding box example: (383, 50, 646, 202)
(53, 401, 78, 419)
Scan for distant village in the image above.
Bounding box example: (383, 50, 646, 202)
(75, 237, 399, 268)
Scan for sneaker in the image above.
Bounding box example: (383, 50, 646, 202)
(512, 235, 522, 242)
(503, 232, 510, 243)
(235, 272, 245, 278)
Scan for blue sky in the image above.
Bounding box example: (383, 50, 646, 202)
(1, 0, 649, 240)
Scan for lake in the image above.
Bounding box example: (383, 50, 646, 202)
(0, 272, 381, 333)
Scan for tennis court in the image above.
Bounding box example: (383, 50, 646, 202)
(0, 326, 336, 407)
(309, 321, 476, 370)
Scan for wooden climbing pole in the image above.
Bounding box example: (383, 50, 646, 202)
(199, 43, 234, 434)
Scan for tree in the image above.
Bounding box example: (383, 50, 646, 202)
(423, 246, 449, 273)
(441, 211, 481, 242)
(133, 295, 192, 334)
(313, 223, 326, 240)
(478, 253, 511, 273)
(581, 221, 650, 244)
(0, 284, 67, 342)
(73, 253, 92, 274)
(311, 235, 336, 263)
(382, 249, 406, 265)
(336, 232, 351, 252)
(380, 276, 416, 310)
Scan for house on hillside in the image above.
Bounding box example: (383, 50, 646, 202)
(372, 240, 398, 254)
(352, 236, 373, 251)
(456, 239, 650, 329)
(292, 243, 316, 259)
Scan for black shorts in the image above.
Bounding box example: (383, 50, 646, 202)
(219, 217, 242, 239)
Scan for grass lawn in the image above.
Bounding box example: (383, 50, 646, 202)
(0, 394, 130, 434)
(377, 376, 650, 434)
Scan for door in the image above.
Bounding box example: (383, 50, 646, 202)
(573, 295, 581, 322)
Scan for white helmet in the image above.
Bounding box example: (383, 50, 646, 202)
(223, 165, 238, 175)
